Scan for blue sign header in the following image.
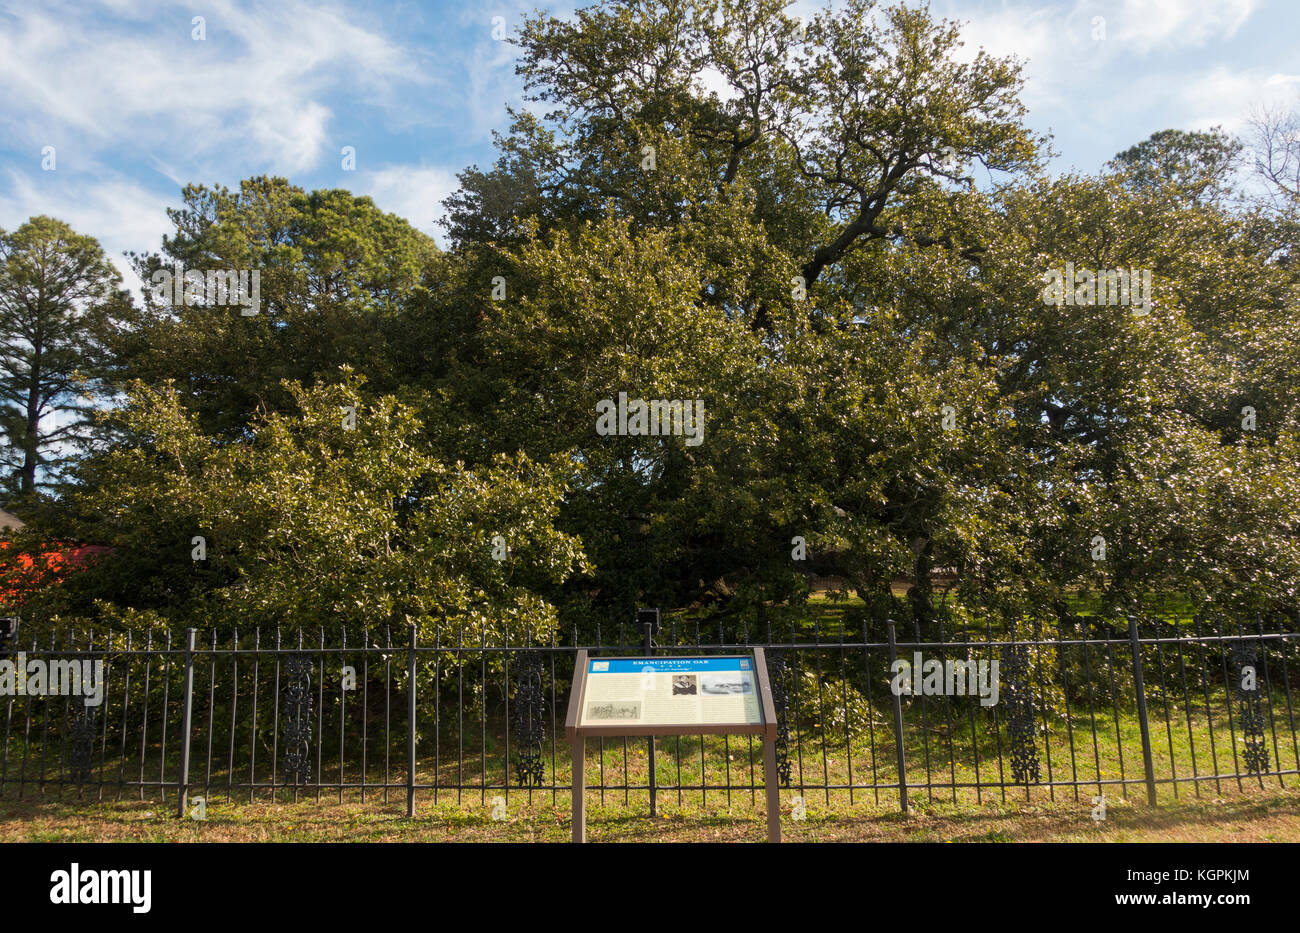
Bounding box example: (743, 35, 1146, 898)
(589, 657, 752, 674)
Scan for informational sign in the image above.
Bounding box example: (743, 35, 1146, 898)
(579, 656, 762, 728)
(565, 648, 780, 843)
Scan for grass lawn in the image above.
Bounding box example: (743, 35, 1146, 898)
(2, 783, 1298, 842)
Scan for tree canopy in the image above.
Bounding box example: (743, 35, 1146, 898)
(4, 0, 1299, 640)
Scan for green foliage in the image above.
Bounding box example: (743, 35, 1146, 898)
(1109, 127, 1244, 207)
(0, 216, 133, 502)
(117, 177, 449, 439)
(30, 372, 589, 642)
(9, 0, 1300, 641)
(790, 669, 874, 742)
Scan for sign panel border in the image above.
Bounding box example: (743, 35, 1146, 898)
(566, 650, 774, 739)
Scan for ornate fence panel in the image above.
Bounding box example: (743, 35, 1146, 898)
(1, 614, 1297, 814)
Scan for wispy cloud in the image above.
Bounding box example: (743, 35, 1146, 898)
(0, 0, 1294, 269)
(0, 0, 431, 175)
(0, 167, 172, 293)
(361, 164, 459, 244)
(936, 0, 1282, 171)
(1112, 0, 1256, 51)
(1175, 67, 1300, 132)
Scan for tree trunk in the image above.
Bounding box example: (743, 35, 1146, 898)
(908, 535, 934, 630)
(21, 351, 41, 497)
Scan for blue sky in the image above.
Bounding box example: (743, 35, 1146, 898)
(1, 0, 1296, 293)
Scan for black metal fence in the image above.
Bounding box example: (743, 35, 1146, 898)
(2, 613, 1298, 816)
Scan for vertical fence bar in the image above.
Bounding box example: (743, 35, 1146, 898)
(361, 627, 370, 802)
(912, 618, 932, 804)
(480, 627, 487, 806)
(138, 630, 151, 800)
(1172, 621, 1201, 797)
(863, 623, 880, 806)
(158, 629, 172, 802)
(18, 631, 34, 799)
(385, 626, 392, 805)
(407, 623, 417, 818)
(696, 620, 705, 809)
(1032, 622, 1055, 799)
(435, 621, 442, 805)
(1274, 620, 1300, 776)
(227, 629, 238, 804)
(814, 619, 831, 806)
(644, 619, 656, 817)
(118, 632, 131, 801)
(0, 642, 11, 797)
(204, 631, 216, 798)
(1217, 618, 1245, 792)
(271, 627, 281, 802)
(457, 625, 463, 803)
(504, 628, 511, 806)
(316, 628, 325, 803)
(249, 628, 260, 803)
(176, 628, 196, 819)
(1056, 619, 1080, 802)
(886, 620, 908, 814)
(1103, 627, 1127, 793)
(338, 627, 345, 804)
(986, 623, 1006, 803)
(1128, 615, 1158, 806)
(935, 619, 956, 803)
(1194, 616, 1223, 795)
(1255, 616, 1284, 788)
(96, 633, 111, 801)
(1152, 617, 1177, 798)
(962, 624, 982, 804)
(58, 632, 72, 796)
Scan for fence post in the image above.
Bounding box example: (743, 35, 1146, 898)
(886, 620, 909, 815)
(1127, 614, 1158, 806)
(176, 627, 196, 819)
(407, 622, 417, 818)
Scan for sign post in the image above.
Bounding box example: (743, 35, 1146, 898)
(637, 607, 660, 817)
(565, 646, 781, 843)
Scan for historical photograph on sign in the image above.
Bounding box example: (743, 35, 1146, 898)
(701, 673, 753, 695)
(672, 674, 697, 695)
(586, 701, 641, 721)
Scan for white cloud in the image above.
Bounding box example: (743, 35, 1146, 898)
(941, 0, 1258, 61)
(945, 4, 1060, 65)
(1175, 67, 1300, 133)
(0, 0, 432, 176)
(1113, 0, 1257, 51)
(0, 168, 173, 297)
(926, 0, 1282, 174)
(247, 101, 335, 177)
(361, 165, 460, 245)
(455, 26, 525, 144)
(939, 0, 1263, 110)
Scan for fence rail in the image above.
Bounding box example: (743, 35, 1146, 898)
(1, 613, 1297, 817)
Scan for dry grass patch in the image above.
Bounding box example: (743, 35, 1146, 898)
(1, 783, 1298, 842)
